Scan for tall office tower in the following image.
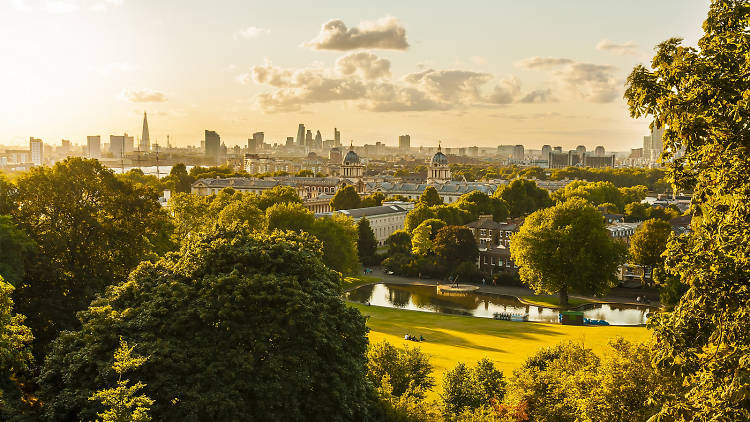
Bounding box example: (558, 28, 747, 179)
(205, 130, 221, 162)
(305, 130, 313, 147)
(642, 125, 665, 163)
(513, 145, 525, 161)
(140, 112, 150, 151)
(334, 128, 341, 146)
(29, 137, 43, 166)
(575, 145, 586, 157)
(594, 146, 605, 156)
(286, 137, 295, 147)
(109, 134, 133, 156)
(399, 134, 411, 151)
(554, 146, 562, 152)
(541, 145, 552, 159)
(87, 136, 101, 158)
(249, 131, 264, 153)
(314, 130, 322, 149)
(296, 124, 305, 146)
(59, 139, 72, 156)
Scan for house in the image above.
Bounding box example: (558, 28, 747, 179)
(318, 204, 409, 246)
(464, 215, 524, 275)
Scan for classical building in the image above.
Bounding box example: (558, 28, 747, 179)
(320, 204, 409, 246)
(191, 176, 355, 200)
(365, 181, 498, 203)
(341, 144, 365, 182)
(427, 144, 451, 184)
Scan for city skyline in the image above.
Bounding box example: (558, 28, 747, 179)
(1, 0, 710, 149)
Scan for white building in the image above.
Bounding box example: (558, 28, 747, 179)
(426, 144, 451, 184)
(321, 204, 409, 246)
(87, 136, 101, 159)
(29, 137, 43, 166)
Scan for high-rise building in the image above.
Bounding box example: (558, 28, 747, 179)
(576, 145, 586, 156)
(296, 124, 305, 146)
(248, 131, 264, 153)
(205, 130, 221, 162)
(643, 126, 665, 162)
(399, 134, 410, 151)
(140, 112, 150, 152)
(334, 128, 341, 146)
(305, 130, 313, 147)
(314, 130, 323, 149)
(29, 137, 43, 166)
(513, 145, 525, 161)
(109, 134, 133, 157)
(594, 146, 605, 156)
(541, 145, 552, 160)
(286, 137, 294, 147)
(87, 136, 101, 158)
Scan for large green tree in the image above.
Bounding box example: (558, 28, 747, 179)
(357, 218, 378, 266)
(9, 158, 175, 355)
(418, 186, 443, 207)
(629, 219, 673, 284)
(0, 277, 33, 419)
(453, 191, 509, 222)
(433, 226, 478, 276)
(165, 163, 194, 194)
(38, 228, 372, 421)
(330, 185, 361, 210)
(494, 179, 553, 218)
(624, 1, 750, 418)
(510, 198, 626, 307)
(0, 216, 35, 287)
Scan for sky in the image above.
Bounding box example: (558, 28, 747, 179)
(0, 0, 711, 150)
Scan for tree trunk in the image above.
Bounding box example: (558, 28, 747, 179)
(559, 287, 569, 308)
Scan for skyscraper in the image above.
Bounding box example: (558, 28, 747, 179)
(140, 112, 150, 152)
(109, 134, 133, 157)
(248, 131, 264, 153)
(334, 128, 341, 146)
(594, 146, 606, 156)
(314, 130, 322, 149)
(87, 136, 101, 158)
(296, 124, 305, 146)
(399, 134, 410, 151)
(29, 137, 43, 166)
(305, 130, 313, 147)
(205, 130, 221, 162)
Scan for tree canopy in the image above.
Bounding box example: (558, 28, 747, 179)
(624, 1, 750, 418)
(629, 219, 673, 284)
(418, 186, 443, 207)
(38, 228, 372, 421)
(330, 185, 361, 210)
(357, 218, 378, 266)
(494, 179, 553, 218)
(510, 198, 626, 307)
(433, 226, 478, 275)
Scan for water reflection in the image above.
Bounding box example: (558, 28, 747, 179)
(345, 283, 656, 326)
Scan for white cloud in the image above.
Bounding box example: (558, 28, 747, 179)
(518, 89, 555, 103)
(517, 56, 621, 103)
(304, 16, 409, 51)
(10, 0, 32, 12)
(119, 88, 168, 103)
(596, 39, 639, 56)
(335, 51, 391, 80)
(234, 26, 270, 40)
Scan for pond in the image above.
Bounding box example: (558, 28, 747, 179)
(345, 283, 658, 326)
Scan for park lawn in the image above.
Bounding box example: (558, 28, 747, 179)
(350, 303, 651, 385)
(520, 295, 596, 308)
(343, 275, 382, 290)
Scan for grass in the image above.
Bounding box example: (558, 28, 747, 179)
(343, 275, 382, 290)
(350, 302, 650, 384)
(519, 295, 596, 308)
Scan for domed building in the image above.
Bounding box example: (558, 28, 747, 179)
(341, 143, 364, 181)
(427, 144, 451, 184)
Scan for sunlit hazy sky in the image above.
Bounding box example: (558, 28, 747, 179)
(1, 0, 710, 150)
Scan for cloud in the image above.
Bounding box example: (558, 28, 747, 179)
(516, 56, 620, 103)
(335, 51, 391, 80)
(596, 39, 639, 56)
(486, 76, 522, 104)
(516, 57, 575, 70)
(119, 88, 168, 103)
(303, 16, 409, 51)
(470, 56, 488, 66)
(234, 26, 270, 40)
(518, 88, 554, 103)
(403, 69, 494, 103)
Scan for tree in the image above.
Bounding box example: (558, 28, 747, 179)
(404, 205, 437, 233)
(0, 277, 33, 417)
(0, 216, 35, 286)
(166, 163, 194, 194)
(310, 215, 360, 275)
(366, 341, 434, 399)
(494, 179, 553, 218)
(357, 218, 378, 266)
(216, 198, 264, 230)
(256, 185, 302, 211)
(418, 186, 443, 207)
(431, 205, 471, 226)
(89, 338, 153, 422)
(624, 2, 750, 417)
(295, 169, 314, 177)
(410, 223, 433, 257)
(453, 191, 509, 222)
(510, 198, 626, 307)
(10, 158, 175, 356)
(598, 202, 619, 214)
(629, 219, 672, 284)
(386, 230, 412, 256)
(361, 192, 385, 208)
(0, 174, 16, 215)
(38, 228, 372, 421)
(441, 359, 505, 417)
(647, 205, 679, 222)
(330, 185, 361, 210)
(265, 202, 315, 233)
(552, 181, 625, 211)
(624, 201, 650, 222)
(433, 226, 478, 275)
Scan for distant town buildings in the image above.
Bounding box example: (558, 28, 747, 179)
(643, 126, 664, 163)
(109, 134, 133, 157)
(204, 130, 221, 163)
(87, 136, 101, 158)
(140, 112, 150, 152)
(399, 134, 410, 151)
(29, 137, 43, 166)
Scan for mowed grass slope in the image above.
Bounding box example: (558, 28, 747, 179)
(350, 303, 651, 380)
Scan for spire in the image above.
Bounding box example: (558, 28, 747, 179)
(438, 141, 442, 152)
(350, 140, 354, 150)
(140, 112, 150, 151)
